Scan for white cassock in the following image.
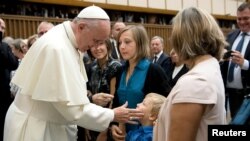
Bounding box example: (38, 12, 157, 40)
(4, 21, 114, 141)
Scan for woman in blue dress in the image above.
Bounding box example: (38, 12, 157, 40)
(110, 25, 171, 141)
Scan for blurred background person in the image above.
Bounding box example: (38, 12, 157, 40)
(110, 21, 126, 60)
(9, 38, 27, 97)
(9, 39, 27, 62)
(37, 21, 54, 37)
(220, 2, 250, 121)
(150, 36, 171, 76)
(2, 36, 14, 46)
(20, 39, 28, 54)
(27, 34, 38, 49)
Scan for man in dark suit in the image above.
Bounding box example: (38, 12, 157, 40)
(110, 21, 126, 60)
(150, 36, 171, 76)
(220, 2, 250, 121)
(0, 18, 18, 139)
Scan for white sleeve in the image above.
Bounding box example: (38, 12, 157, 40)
(53, 102, 114, 132)
(242, 59, 249, 70)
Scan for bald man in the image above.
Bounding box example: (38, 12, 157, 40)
(4, 6, 142, 141)
(110, 21, 126, 60)
(37, 21, 54, 37)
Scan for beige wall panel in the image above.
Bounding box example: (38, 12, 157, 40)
(225, 0, 237, 16)
(107, 0, 127, 5)
(197, 0, 212, 13)
(128, 0, 147, 7)
(212, 0, 225, 15)
(84, 0, 106, 3)
(166, 0, 182, 11)
(148, 0, 165, 9)
(183, 0, 197, 9)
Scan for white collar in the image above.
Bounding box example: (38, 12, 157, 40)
(155, 51, 163, 58)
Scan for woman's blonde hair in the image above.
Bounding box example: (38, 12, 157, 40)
(171, 7, 228, 61)
(117, 25, 150, 62)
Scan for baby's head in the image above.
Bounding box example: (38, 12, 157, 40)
(136, 93, 166, 126)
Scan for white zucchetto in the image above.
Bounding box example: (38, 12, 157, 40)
(77, 5, 110, 20)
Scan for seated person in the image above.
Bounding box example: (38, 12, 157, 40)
(125, 93, 166, 141)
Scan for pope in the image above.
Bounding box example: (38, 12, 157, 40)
(4, 5, 143, 141)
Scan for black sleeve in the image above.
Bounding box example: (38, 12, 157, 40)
(143, 63, 171, 97)
(0, 42, 19, 71)
(161, 57, 172, 78)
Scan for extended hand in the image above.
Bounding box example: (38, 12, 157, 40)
(113, 101, 144, 124)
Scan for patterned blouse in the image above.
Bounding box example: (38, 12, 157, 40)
(87, 59, 122, 94)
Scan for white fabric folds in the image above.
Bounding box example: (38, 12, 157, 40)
(11, 21, 89, 105)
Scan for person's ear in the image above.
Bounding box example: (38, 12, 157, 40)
(149, 113, 157, 121)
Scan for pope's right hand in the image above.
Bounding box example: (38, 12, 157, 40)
(113, 101, 144, 124)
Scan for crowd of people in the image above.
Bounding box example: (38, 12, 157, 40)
(1, 2, 250, 141)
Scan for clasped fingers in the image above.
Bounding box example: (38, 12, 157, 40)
(92, 93, 114, 106)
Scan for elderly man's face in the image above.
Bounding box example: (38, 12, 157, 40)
(112, 22, 126, 39)
(77, 20, 111, 52)
(37, 22, 54, 37)
(150, 38, 163, 55)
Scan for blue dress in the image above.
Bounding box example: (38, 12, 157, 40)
(117, 59, 150, 131)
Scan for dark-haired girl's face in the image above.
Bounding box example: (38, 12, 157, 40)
(90, 42, 108, 60)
